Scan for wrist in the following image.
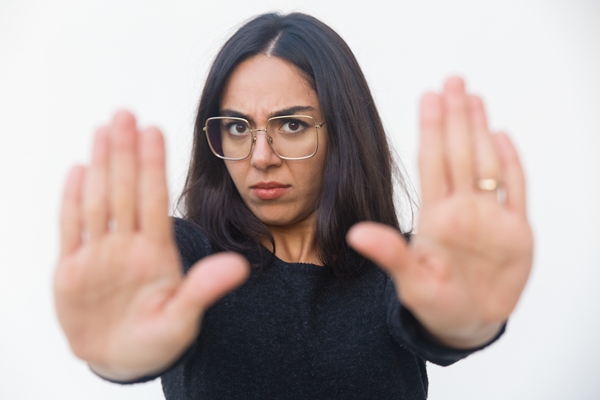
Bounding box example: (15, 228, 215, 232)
(89, 363, 163, 383)
(422, 321, 505, 349)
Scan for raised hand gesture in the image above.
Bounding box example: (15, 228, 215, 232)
(54, 112, 249, 380)
(349, 77, 533, 348)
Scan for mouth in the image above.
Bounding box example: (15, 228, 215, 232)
(250, 181, 291, 200)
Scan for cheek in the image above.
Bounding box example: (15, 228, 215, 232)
(299, 160, 327, 199)
(224, 162, 247, 191)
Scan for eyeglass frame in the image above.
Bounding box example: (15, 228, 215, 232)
(203, 115, 326, 161)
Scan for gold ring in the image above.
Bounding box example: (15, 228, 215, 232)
(477, 178, 499, 191)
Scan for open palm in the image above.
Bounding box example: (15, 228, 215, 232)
(54, 112, 248, 380)
(349, 77, 533, 347)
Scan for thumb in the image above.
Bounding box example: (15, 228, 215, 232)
(169, 252, 250, 322)
(347, 222, 414, 280)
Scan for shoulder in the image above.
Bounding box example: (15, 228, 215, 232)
(172, 217, 213, 273)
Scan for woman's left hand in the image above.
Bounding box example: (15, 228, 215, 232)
(348, 77, 533, 348)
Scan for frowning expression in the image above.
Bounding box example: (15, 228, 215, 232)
(220, 55, 327, 229)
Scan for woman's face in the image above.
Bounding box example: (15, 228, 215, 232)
(220, 55, 327, 229)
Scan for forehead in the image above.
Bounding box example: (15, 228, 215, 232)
(220, 55, 320, 118)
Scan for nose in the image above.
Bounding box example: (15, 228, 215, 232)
(250, 130, 282, 170)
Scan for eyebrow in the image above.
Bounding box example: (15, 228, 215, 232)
(219, 106, 317, 124)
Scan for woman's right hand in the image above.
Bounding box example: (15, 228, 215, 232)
(54, 111, 249, 381)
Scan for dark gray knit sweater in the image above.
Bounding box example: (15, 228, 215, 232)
(127, 218, 503, 399)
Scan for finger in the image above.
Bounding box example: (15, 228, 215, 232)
(109, 111, 139, 233)
(469, 95, 500, 199)
(419, 92, 447, 206)
(83, 127, 110, 240)
(60, 165, 85, 257)
(168, 253, 250, 321)
(493, 133, 527, 216)
(138, 127, 171, 243)
(346, 222, 414, 280)
(443, 77, 474, 192)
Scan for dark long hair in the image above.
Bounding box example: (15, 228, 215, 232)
(179, 12, 412, 276)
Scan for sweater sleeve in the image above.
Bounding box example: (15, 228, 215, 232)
(92, 217, 211, 384)
(385, 278, 506, 366)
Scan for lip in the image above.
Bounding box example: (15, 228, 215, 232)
(250, 181, 291, 200)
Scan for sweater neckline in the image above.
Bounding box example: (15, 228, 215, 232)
(258, 242, 322, 264)
(257, 244, 330, 274)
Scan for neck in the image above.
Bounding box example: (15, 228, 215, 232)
(263, 214, 321, 265)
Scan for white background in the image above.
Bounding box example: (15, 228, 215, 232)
(1, 0, 599, 399)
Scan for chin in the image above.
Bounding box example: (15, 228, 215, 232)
(257, 214, 298, 227)
(251, 206, 316, 228)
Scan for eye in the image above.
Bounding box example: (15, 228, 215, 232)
(226, 121, 250, 136)
(280, 118, 308, 134)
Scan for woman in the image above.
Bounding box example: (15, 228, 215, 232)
(54, 12, 533, 399)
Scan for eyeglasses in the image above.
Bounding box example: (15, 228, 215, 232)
(203, 115, 325, 160)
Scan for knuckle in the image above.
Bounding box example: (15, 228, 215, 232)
(112, 195, 135, 211)
(84, 201, 105, 219)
